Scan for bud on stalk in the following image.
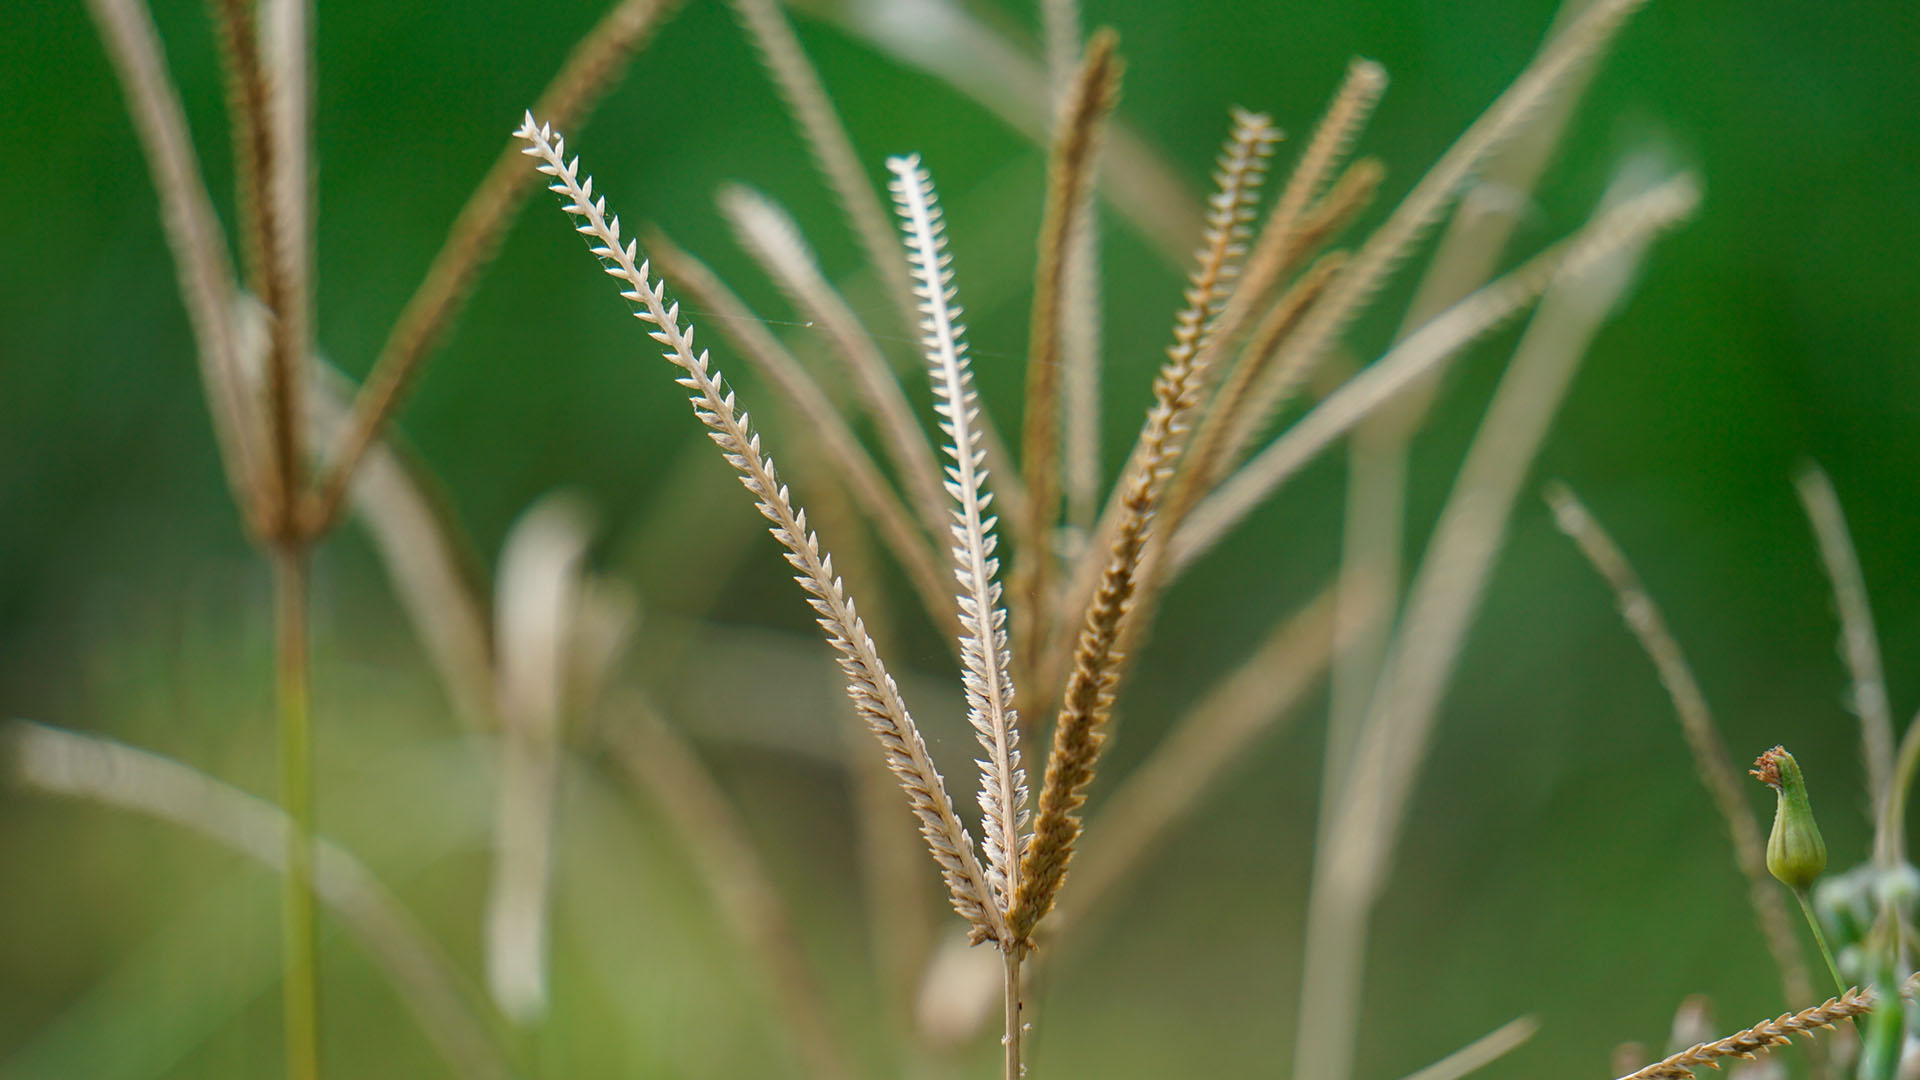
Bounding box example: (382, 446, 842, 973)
(1752, 745, 1827, 890)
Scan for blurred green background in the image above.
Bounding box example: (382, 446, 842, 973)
(3, 0, 1919, 1077)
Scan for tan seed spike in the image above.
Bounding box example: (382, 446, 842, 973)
(1016, 27, 1123, 688)
(1614, 981, 1920, 1080)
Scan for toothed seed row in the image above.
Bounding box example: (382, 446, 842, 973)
(887, 153, 1029, 919)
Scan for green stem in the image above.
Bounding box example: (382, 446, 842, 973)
(275, 547, 320, 1080)
(1796, 889, 1848, 997)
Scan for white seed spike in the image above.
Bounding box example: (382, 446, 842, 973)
(886, 153, 1026, 914)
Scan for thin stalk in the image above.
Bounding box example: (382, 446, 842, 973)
(1794, 465, 1897, 842)
(1015, 29, 1121, 696)
(274, 546, 319, 1080)
(1003, 948, 1025, 1080)
(1883, 707, 1920, 863)
(1397, 1017, 1539, 1080)
(1798, 889, 1849, 996)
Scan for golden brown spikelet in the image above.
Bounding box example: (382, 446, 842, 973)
(1015, 28, 1123, 683)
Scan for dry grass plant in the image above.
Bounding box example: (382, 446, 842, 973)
(44, 0, 1909, 1078)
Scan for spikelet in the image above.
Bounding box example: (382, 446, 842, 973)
(1248, 57, 1387, 287)
(1170, 107, 1281, 392)
(886, 153, 1027, 918)
(516, 115, 1005, 946)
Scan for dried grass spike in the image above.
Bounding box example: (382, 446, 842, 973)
(1618, 989, 1877, 1080)
(518, 115, 1004, 944)
(1243, 56, 1387, 298)
(1243, 0, 1650, 430)
(1017, 27, 1123, 673)
(84, 0, 262, 517)
(1176, 108, 1281, 375)
(646, 230, 961, 643)
(1058, 107, 1280, 683)
(888, 153, 1027, 913)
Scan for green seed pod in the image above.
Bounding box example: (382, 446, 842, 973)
(1751, 746, 1827, 892)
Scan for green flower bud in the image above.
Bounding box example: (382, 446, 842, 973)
(1751, 746, 1827, 892)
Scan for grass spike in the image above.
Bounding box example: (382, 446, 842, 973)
(887, 153, 1027, 916)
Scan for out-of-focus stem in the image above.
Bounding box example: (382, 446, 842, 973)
(274, 546, 319, 1080)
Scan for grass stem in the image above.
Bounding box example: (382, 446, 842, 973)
(1004, 948, 1025, 1080)
(274, 546, 320, 1080)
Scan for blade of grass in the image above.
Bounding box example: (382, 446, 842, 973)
(483, 497, 594, 1024)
